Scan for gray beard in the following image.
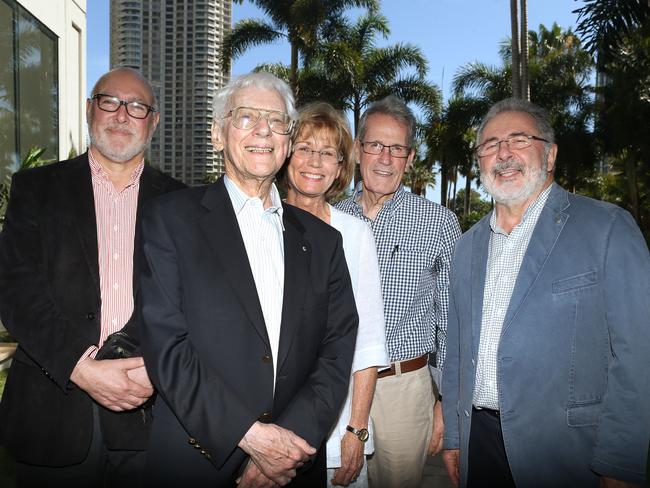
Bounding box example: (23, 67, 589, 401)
(481, 158, 548, 205)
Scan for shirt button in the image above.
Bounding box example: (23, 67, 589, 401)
(113, 225, 119, 232)
(112, 318, 118, 325)
(113, 283, 119, 290)
(113, 253, 119, 260)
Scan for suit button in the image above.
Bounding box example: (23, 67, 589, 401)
(86, 312, 96, 320)
(188, 437, 197, 445)
(259, 412, 273, 423)
(262, 354, 272, 364)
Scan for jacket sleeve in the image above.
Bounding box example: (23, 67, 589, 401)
(0, 171, 94, 389)
(590, 208, 650, 484)
(441, 243, 462, 451)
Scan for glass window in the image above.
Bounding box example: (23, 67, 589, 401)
(0, 0, 58, 181)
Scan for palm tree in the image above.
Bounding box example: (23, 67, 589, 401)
(510, 0, 529, 99)
(300, 13, 439, 137)
(222, 0, 379, 95)
(452, 23, 595, 196)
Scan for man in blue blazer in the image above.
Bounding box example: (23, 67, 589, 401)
(442, 98, 649, 488)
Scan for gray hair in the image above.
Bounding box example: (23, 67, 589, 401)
(476, 97, 555, 146)
(358, 95, 417, 148)
(212, 71, 297, 126)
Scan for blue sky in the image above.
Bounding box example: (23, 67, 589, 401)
(86, 1, 582, 200)
(88, 0, 581, 99)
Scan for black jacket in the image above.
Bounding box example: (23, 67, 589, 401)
(0, 152, 184, 466)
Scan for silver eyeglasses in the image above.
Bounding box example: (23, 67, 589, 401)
(360, 141, 410, 158)
(291, 144, 342, 165)
(223, 106, 294, 135)
(91, 94, 157, 119)
(475, 134, 548, 157)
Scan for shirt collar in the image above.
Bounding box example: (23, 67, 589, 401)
(351, 182, 406, 215)
(224, 175, 284, 220)
(490, 182, 553, 235)
(88, 148, 144, 189)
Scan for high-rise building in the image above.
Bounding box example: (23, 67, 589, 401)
(110, 0, 231, 185)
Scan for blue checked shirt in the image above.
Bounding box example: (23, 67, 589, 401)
(336, 184, 461, 378)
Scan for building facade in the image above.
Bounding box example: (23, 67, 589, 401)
(0, 0, 86, 178)
(110, 0, 231, 185)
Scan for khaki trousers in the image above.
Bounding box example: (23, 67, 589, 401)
(368, 365, 434, 488)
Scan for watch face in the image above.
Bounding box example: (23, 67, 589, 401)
(358, 428, 369, 442)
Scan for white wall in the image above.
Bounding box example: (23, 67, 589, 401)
(18, 0, 87, 159)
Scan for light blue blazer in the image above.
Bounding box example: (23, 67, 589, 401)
(442, 183, 650, 487)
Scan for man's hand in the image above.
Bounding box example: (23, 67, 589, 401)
(599, 476, 642, 488)
(331, 432, 364, 486)
(237, 460, 279, 488)
(70, 356, 154, 411)
(442, 449, 460, 487)
(428, 401, 444, 456)
(238, 422, 316, 486)
(126, 364, 153, 389)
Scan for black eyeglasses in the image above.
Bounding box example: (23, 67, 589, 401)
(91, 93, 157, 119)
(475, 134, 548, 157)
(361, 141, 411, 158)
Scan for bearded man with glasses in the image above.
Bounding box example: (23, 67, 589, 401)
(0, 67, 184, 487)
(442, 98, 649, 488)
(137, 71, 358, 487)
(336, 96, 461, 488)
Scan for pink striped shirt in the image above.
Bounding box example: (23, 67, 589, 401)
(84, 149, 143, 356)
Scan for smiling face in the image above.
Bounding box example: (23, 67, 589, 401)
(357, 113, 414, 203)
(478, 110, 557, 207)
(87, 69, 159, 166)
(286, 127, 342, 202)
(212, 87, 291, 192)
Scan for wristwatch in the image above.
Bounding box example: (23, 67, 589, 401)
(346, 425, 369, 443)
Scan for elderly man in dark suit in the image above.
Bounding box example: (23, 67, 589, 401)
(139, 71, 359, 487)
(0, 68, 184, 487)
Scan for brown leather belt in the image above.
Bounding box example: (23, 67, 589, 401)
(377, 354, 428, 379)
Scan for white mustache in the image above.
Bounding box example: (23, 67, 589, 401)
(492, 159, 523, 177)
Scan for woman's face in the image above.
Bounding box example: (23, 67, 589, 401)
(286, 127, 342, 200)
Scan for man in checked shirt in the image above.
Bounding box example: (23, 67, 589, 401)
(336, 95, 461, 488)
(0, 68, 183, 487)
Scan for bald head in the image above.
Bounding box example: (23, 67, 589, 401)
(91, 67, 157, 107)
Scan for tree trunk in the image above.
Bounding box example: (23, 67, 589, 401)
(520, 0, 530, 100)
(353, 99, 362, 186)
(290, 42, 299, 101)
(625, 151, 640, 221)
(440, 160, 448, 207)
(464, 172, 472, 216)
(510, 0, 521, 98)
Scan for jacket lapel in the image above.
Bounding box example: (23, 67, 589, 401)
(198, 178, 270, 346)
(277, 206, 309, 372)
(133, 165, 166, 290)
(501, 184, 569, 334)
(67, 154, 100, 292)
(471, 215, 491, 357)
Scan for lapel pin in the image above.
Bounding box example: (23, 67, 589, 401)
(301, 245, 307, 252)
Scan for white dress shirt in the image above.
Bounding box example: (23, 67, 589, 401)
(224, 176, 285, 384)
